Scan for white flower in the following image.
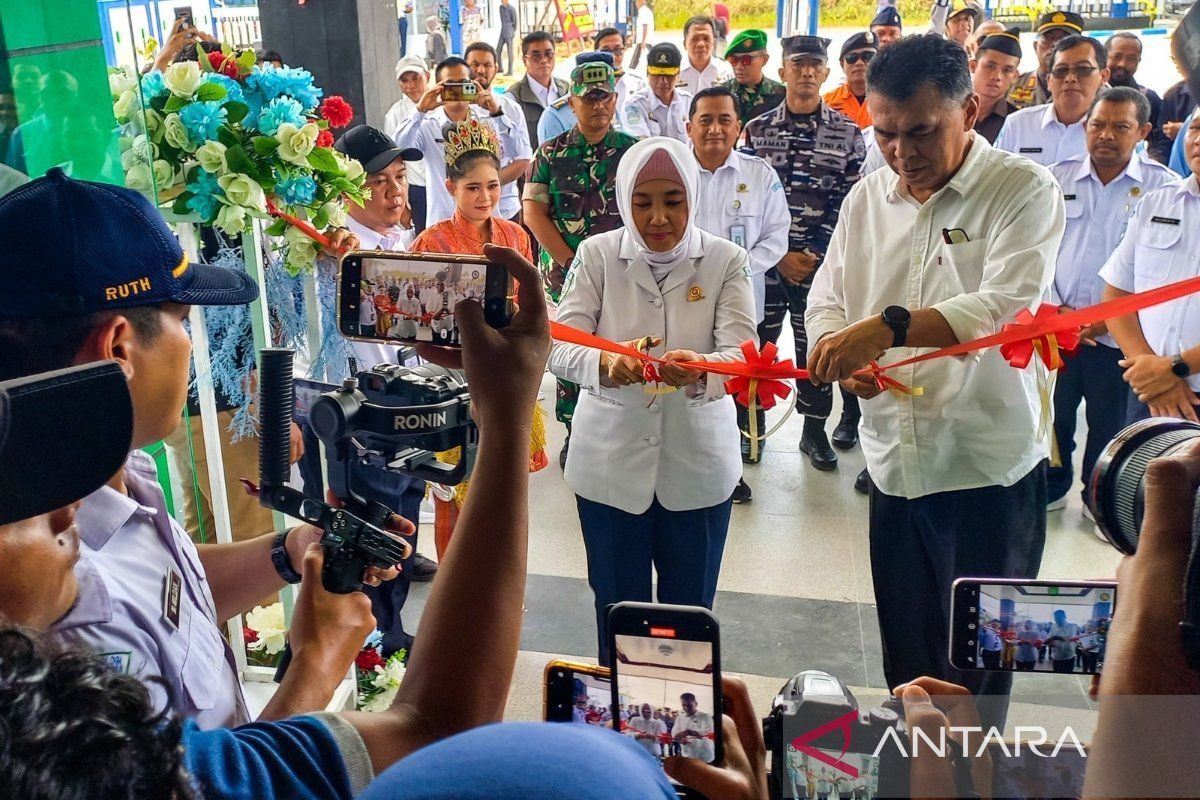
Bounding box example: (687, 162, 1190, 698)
(142, 109, 164, 140)
(333, 150, 365, 181)
(275, 122, 320, 166)
(321, 201, 348, 229)
(163, 112, 194, 152)
(113, 89, 139, 122)
(215, 203, 250, 234)
(109, 66, 138, 96)
(121, 135, 156, 171)
(244, 602, 287, 654)
(124, 161, 153, 191)
(361, 657, 406, 713)
(195, 140, 229, 175)
(152, 159, 175, 188)
(218, 173, 266, 211)
(163, 60, 203, 97)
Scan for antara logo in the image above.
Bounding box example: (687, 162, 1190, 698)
(393, 411, 447, 430)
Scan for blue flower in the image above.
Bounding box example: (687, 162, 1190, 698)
(186, 170, 221, 219)
(276, 67, 323, 109)
(202, 73, 244, 106)
(245, 65, 288, 104)
(140, 70, 166, 100)
(178, 100, 228, 143)
(255, 96, 305, 136)
(275, 172, 318, 206)
(244, 65, 323, 112)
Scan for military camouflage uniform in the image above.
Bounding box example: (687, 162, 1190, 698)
(524, 125, 638, 423)
(1008, 70, 1049, 110)
(722, 77, 786, 126)
(743, 101, 864, 419)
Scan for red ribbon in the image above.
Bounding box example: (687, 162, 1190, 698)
(998, 305, 1081, 371)
(266, 199, 336, 251)
(724, 341, 794, 410)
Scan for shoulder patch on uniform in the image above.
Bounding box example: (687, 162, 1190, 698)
(743, 265, 753, 278)
(551, 95, 570, 109)
(99, 651, 132, 673)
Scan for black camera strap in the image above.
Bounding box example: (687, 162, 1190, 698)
(1180, 491, 1200, 672)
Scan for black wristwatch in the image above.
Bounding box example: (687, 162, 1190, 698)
(271, 528, 303, 584)
(881, 305, 911, 348)
(489, 109, 505, 118)
(1172, 355, 1193, 378)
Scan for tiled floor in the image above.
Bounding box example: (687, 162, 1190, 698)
(405, 324, 1122, 737)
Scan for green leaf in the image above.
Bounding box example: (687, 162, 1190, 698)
(306, 147, 339, 173)
(196, 82, 227, 102)
(185, 164, 200, 184)
(225, 144, 256, 175)
(172, 192, 194, 215)
(252, 135, 279, 156)
(217, 126, 240, 148)
(312, 208, 329, 230)
(236, 49, 257, 72)
(224, 101, 249, 125)
(163, 94, 186, 113)
(199, 51, 214, 72)
(264, 218, 289, 237)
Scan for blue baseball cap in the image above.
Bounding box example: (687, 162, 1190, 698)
(0, 168, 258, 318)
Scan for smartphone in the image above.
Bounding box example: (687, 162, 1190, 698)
(543, 660, 612, 724)
(174, 6, 194, 29)
(608, 603, 724, 771)
(337, 251, 512, 348)
(441, 81, 480, 103)
(950, 577, 1116, 675)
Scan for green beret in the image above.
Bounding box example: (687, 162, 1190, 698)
(724, 29, 768, 58)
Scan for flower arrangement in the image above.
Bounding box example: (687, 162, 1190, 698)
(110, 47, 367, 273)
(355, 630, 407, 712)
(243, 601, 287, 668)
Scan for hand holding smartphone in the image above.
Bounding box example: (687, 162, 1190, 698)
(441, 81, 480, 103)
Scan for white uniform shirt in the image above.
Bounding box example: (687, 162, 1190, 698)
(344, 215, 416, 369)
(806, 134, 1063, 499)
(530, 75, 563, 108)
(383, 93, 427, 186)
(394, 104, 531, 224)
(549, 228, 757, 513)
(1048, 154, 1178, 347)
(636, 4, 655, 44)
(693, 148, 790, 321)
(627, 714, 668, 757)
(860, 126, 887, 176)
(422, 285, 460, 316)
(1099, 175, 1200, 392)
(674, 710, 716, 761)
(624, 87, 693, 143)
(994, 103, 1087, 167)
(616, 73, 646, 134)
(677, 57, 734, 95)
(52, 451, 249, 729)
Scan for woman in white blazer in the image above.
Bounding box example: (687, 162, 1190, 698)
(548, 136, 757, 662)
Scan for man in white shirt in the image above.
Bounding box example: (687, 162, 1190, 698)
(688, 85, 789, 502)
(672, 692, 715, 762)
(384, 55, 430, 232)
(677, 15, 733, 95)
(1046, 610, 1080, 672)
(508, 31, 571, 148)
(631, 0, 655, 69)
(1100, 113, 1200, 424)
(626, 703, 668, 758)
(625, 43, 692, 142)
(995, 35, 1110, 166)
(465, 43, 535, 220)
(1046, 88, 1178, 520)
(395, 56, 530, 225)
(806, 36, 1062, 720)
(421, 277, 460, 345)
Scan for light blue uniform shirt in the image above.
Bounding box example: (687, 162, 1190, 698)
(1048, 153, 1179, 347)
(1169, 109, 1194, 178)
(50, 450, 250, 729)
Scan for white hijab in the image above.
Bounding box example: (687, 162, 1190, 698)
(614, 137, 698, 276)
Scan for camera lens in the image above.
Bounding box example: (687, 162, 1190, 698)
(1089, 419, 1200, 554)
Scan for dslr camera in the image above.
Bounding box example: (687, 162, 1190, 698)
(256, 348, 477, 594)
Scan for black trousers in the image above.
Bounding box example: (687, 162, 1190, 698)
(868, 460, 1047, 730)
(410, 184, 427, 234)
(758, 267, 832, 419)
(1047, 343, 1128, 504)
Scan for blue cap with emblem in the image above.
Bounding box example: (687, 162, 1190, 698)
(0, 167, 258, 317)
(870, 7, 902, 28)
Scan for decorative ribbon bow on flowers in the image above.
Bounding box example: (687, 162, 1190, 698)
(724, 341, 795, 463)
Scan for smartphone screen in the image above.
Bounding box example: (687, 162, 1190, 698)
(609, 604, 722, 768)
(544, 662, 613, 725)
(951, 578, 1116, 674)
(339, 252, 511, 347)
(174, 7, 194, 28)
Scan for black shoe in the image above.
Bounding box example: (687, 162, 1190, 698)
(559, 435, 570, 470)
(799, 419, 837, 471)
(410, 553, 439, 582)
(831, 414, 860, 450)
(854, 468, 869, 495)
(732, 477, 752, 504)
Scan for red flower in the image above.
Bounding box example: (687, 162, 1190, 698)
(355, 647, 386, 671)
(316, 129, 335, 148)
(243, 626, 258, 644)
(207, 51, 239, 78)
(320, 95, 354, 128)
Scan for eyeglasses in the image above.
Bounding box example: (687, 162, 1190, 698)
(600, 46, 625, 56)
(1049, 65, 1098, 80)
(525, 50, 555, 61)
(842, 51, 875, 65)
(727, 54, 762, 66)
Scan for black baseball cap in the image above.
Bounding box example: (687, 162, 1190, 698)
(0, 362, 133, 525)
(0, 168, 258, 318)
(335, 125, 423, 174)
(840, 31, 878, 59)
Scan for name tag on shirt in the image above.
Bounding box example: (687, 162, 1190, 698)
(1019, 147, 1043, 153)
(730, 224, 747, 248)
(1063, 194, 1077, 201)
(1151, 215, 1181, 226)
(162, 567, 183, 632)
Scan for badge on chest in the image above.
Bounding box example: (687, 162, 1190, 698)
(162, 566, 183, 632)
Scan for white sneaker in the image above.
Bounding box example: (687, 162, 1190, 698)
(1047, 495, 1068, 512)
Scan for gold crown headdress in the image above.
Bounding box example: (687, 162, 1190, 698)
(442, 118, 500, 167)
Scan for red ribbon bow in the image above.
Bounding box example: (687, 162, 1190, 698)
(998, 305, 1081, 371)
(723, 341, 794, 410)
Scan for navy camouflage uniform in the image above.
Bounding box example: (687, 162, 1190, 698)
(744, 101, 864, 418)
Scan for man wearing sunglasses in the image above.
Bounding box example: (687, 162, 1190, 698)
(996, 35, 1110, 167)
(720, 29, 785, 126)
(823, 32, 877, 129)
(1009, 10, 1084, 109)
